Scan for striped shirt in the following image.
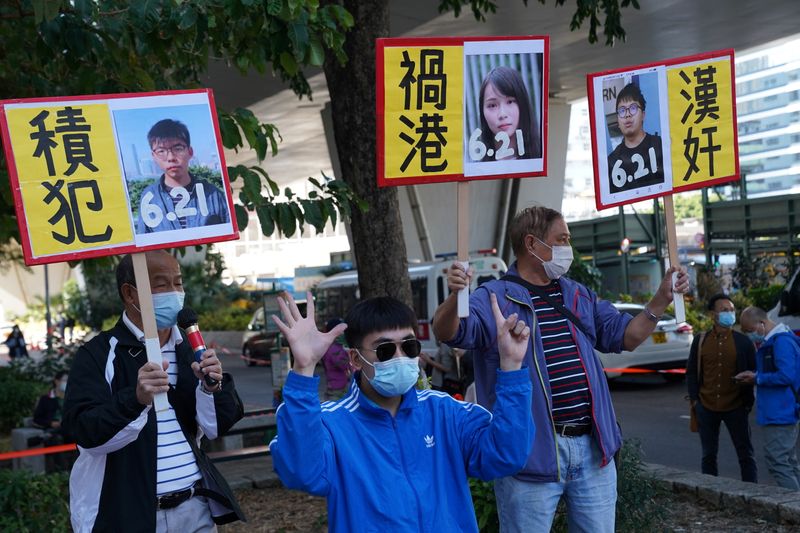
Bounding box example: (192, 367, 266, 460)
(121, 313, 201, 496)
(530, 280, 592, 425)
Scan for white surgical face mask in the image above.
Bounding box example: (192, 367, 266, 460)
(530, 238, 573, 280)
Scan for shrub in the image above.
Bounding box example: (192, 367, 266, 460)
(0, 470, 70, 532)
(748, 284, 784, 311)
(199, 305, 254, 331)
(9, 352, 73, 385)
(0, 368, 46, 433)
(469, 477, 499, 533)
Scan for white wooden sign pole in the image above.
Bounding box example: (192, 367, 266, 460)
(457, 182, 470, 317)
(663, 196, 686, 323)
(131, 253, 170, 412)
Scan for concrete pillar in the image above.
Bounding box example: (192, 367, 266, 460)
(515, 99, 572, 216)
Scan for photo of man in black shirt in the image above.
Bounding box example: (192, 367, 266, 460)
(606, 83, 665, 194)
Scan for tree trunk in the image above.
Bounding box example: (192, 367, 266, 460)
(323, 0, 413, 306)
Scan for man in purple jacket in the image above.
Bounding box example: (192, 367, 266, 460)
(433, 206, 689, 532)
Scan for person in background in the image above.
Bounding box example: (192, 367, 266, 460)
(321, 318, 350, 401)
(686, 293, 757, 483)
(33, 370, 74, 471)
(737, 306, 800, 489)
(34, 371, 70, 434)
(5, 325, 28, 359)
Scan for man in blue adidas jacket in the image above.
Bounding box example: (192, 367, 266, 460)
(433, 206, 689, 532)
(270, 292, 534, 532)
(738, 306, 800, 489)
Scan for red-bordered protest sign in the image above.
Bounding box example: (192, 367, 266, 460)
(587, 49, 738, 211)
(0, 89, 238, 266)
(376, 35, 549, 187)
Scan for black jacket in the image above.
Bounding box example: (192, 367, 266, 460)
(686, 329, 756, 409)
(33, 392, 61, 428)
(63, 319, 245, 532)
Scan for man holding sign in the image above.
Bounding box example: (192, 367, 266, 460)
(63, 250, 245, 531)
(434, 206, 688, 532)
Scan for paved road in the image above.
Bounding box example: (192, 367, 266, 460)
(611, 374, 800, 487)
(223, 347, 798, 488)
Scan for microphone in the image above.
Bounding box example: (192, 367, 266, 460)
(177, 307, 218, 389)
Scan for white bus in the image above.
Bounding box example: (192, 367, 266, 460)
(314, 255, 508, 351)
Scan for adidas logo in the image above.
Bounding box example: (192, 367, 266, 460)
(424, 434, 435, 448)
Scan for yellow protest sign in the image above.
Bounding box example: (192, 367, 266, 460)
(588, 50, 738, 210)
(667, 59, 735, 189)
(0, 90, 237, 266)
(6, 103, 132, 257)
(377, 37, 548, 187)
(383, 46, 464, 180)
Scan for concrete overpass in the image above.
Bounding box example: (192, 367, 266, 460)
(211, 0, 800, 282)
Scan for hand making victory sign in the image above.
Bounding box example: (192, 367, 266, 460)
(491, 292, 530, 372)
(272, 292, 348, 377)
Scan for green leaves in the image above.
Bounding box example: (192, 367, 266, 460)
(32, 0, 64, 24)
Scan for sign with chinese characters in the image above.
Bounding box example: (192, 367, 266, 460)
(587, 50, 738, 210)
(377, 36, 549, 187)
(0, 89, 238, 265)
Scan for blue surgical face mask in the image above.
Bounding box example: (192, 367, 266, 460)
(357, 353, 420, 397)
(152, 291, 185, 329)
(717, 311, 736, 328)
(746, 323, 766, 344)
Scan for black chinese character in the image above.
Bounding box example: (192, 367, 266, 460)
(692, 66, 719, 123)
(55, 106, 99, 176)
(29, 110, 58, 177)
(398, 113, 448, 173)
(679, 67, 720, 125)
(682, 126, 721, 181)
(417, 50, 446, 111)
(42, 179, 112, 244)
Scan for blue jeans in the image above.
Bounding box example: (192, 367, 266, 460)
(695, 402, 758, 482)
(763, 424, 800, 490)
(494, 434, 616, 533)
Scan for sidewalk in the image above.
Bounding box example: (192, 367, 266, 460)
(218, 458, 800, 526)
(643, 463, 800, 525)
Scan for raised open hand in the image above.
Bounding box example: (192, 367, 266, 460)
(490, 293, 530, 371)
(271, 291, 347, 377)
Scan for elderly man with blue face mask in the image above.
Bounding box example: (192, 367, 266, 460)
(434, 205, 690, 533)
(686, 293, 757, 483)
(63, 250, 246, 532)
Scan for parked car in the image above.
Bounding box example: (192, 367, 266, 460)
(242, 295, 307, 367)
(596, 303, 694, 380)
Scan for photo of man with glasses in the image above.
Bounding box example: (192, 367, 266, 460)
(606, 82, 665, 194)
(136, 118, 230, 234)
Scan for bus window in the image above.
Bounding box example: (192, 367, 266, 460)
(411, 278, 428, 320)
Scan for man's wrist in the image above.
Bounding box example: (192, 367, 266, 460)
(642, 306, 661, 323)
(200, 380, 222, 394)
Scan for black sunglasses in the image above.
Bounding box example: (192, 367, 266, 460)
(360, 339, 422, 362)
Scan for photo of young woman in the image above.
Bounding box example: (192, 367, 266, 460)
(478, 66, 541, 161)
(462, 38, 546, 178)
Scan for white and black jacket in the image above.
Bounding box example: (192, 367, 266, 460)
(63, 318, 246, 532)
